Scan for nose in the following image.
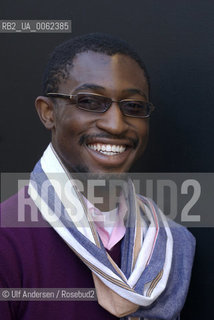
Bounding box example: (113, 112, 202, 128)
(96, 102, 129, 135)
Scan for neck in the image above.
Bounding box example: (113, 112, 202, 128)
(70, 172, 125, 212)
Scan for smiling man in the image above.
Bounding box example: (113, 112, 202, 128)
(0, 33, 195, 320)
(36, 46, 151, 174)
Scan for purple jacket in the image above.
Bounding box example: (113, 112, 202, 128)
(0, 188, 121, 320)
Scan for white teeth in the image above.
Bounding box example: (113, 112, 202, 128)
(92, 145, 97, 151)
(89, 145, 96, 151)
(106, 144, 111, 151)
(100, 151, 114, 155)
(88, 143, 126, 155)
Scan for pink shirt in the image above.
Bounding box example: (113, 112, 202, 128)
(84, 196, 127, 250)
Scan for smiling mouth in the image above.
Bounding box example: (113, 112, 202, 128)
(87, 143, 127, 156)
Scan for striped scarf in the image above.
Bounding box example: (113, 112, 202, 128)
(28, 144, 195, 320)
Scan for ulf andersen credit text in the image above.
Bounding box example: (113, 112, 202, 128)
(0, 288, 96, 301)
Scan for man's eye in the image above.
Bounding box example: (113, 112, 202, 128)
(78, 96, 102, 110)
(79, 97, 95, 103)
(127, 102, 140, 107)
(122, 101, 148, 116)
(124, 102, 145, 110)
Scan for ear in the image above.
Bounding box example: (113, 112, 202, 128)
(35, 96, 55, 130)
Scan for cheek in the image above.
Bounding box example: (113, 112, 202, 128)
(136, 121, 150, 152)
(135, 119, 149, 140)
(55, 111, 89, 138)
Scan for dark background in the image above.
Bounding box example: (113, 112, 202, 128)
(0, 0, 214, 318)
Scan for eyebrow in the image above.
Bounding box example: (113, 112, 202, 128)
(122, 88, 147, 100)
(72, 83, 148, 99)
(72, 84, 105, 93)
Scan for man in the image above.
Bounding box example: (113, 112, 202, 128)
(0, 33, 195, 320)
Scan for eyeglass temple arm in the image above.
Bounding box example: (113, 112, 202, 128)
(46, 93, 78, 104)
(47, 93, 75, 98)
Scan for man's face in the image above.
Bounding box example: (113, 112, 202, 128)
(51, 51, 150, 173)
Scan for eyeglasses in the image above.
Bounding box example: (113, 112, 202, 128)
(46, 92, 155, 118)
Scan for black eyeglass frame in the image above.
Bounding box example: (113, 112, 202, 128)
(46, 92, 155, 118)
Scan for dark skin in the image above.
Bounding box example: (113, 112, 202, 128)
(35, 51, 150, 210)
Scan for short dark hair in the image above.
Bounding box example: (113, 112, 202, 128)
(42, 32, 150, 95)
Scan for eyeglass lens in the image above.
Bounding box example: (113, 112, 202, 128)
(76, 94, 151, 117)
